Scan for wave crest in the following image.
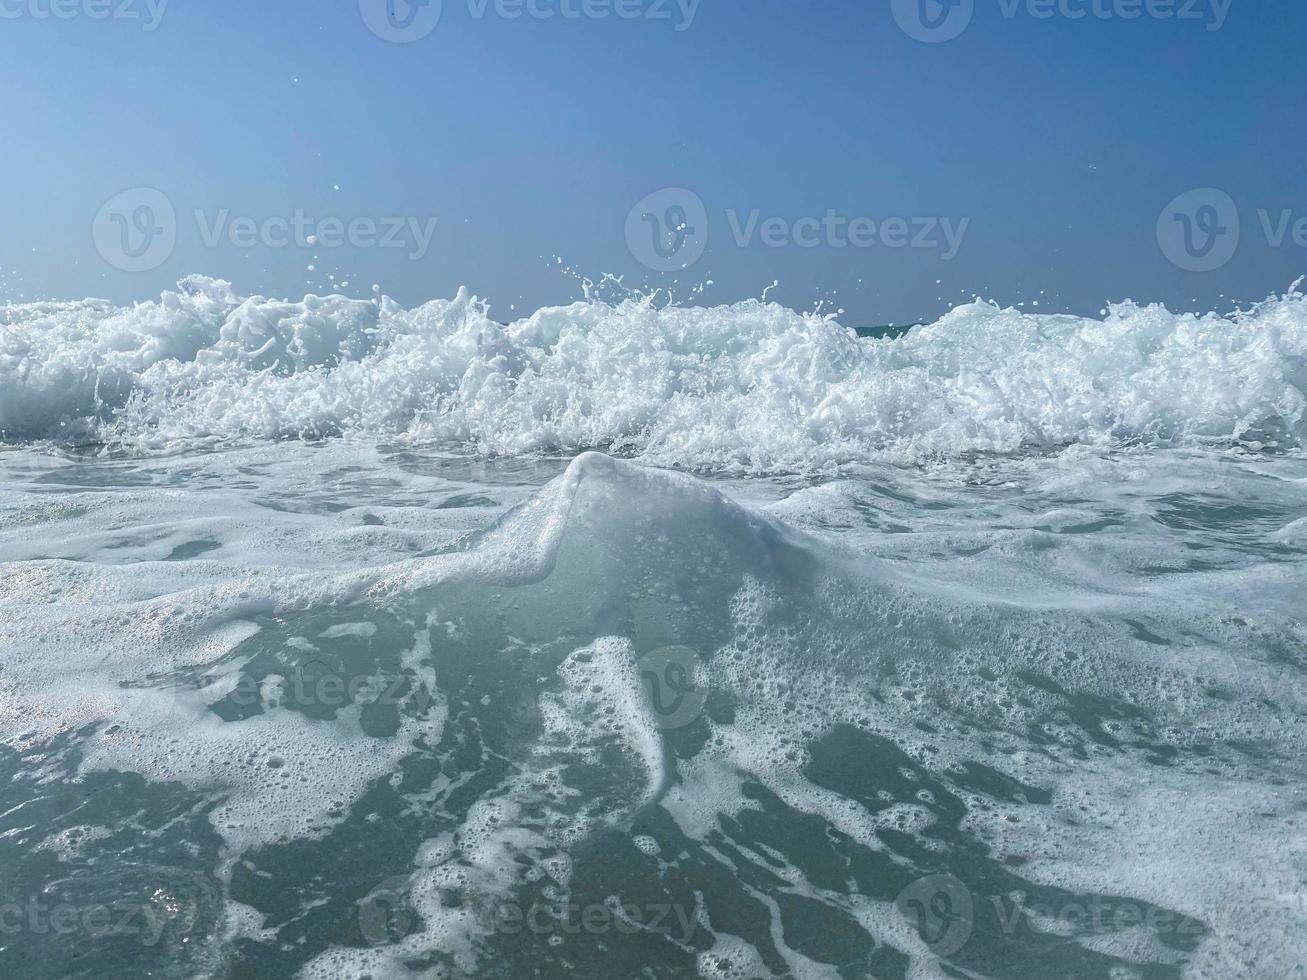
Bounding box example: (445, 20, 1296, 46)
(3, 275, 1305, 470)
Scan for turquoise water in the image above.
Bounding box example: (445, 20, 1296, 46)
(1, 441, 1304, 979)
(2, 283, 1306, 977)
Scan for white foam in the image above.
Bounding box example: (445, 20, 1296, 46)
(3, 444, 1306, 977)
(4, 277, 1305, 470)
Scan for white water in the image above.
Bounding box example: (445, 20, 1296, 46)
(3, 282, 1307, 979)
(4, 276, 1305, 470)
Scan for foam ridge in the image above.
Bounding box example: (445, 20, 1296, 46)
(5, 277, 1305, 470)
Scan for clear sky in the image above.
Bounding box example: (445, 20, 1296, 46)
(2, 0, 1303, 324)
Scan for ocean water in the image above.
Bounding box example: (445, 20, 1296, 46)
(1, 280, 1305, 979)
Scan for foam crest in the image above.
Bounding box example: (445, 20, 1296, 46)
(4, 278, 1305, 469)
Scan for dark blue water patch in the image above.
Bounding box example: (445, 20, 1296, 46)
(164, 538, 222, 561)
(0, 740, 228, 980)
(1151, 493, 1298, 542)
(433, 493, 500, 510)
(183, 612, 433, 739)
(1035, 516, 1126, 535)
(800, 726, 1206, 979)
(1121, 619, 1173, 646)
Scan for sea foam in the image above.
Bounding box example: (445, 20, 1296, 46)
(3, 276, 1304, 470)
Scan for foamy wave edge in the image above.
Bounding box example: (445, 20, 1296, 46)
(3, 275, 1305, 471)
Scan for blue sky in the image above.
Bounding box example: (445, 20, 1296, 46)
(1, 0, 1303, 324)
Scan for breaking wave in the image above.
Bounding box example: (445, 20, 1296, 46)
(3, 275, 1305, 470)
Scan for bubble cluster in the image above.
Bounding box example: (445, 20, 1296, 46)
(2, 443, 1305, 977)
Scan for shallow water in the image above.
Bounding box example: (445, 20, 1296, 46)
(1, 439, 1304, 980)
(2, 283, 1306, 978)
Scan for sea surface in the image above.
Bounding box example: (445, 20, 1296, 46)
(1, 280, 1305, 979)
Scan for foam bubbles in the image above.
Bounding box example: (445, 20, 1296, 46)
(2, 442, 1305, 977)
(4, 278, 1305, 469)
